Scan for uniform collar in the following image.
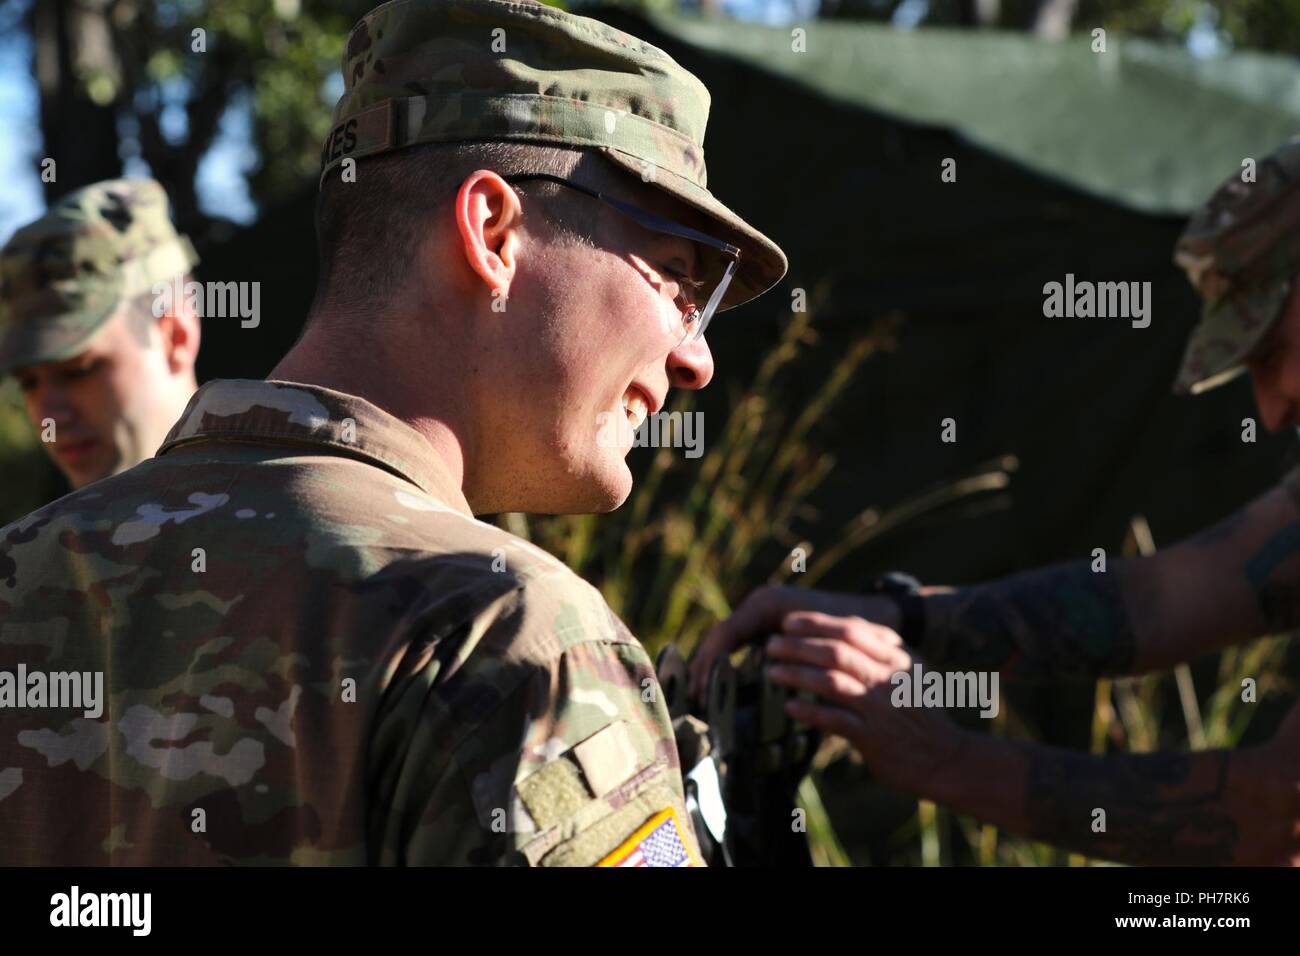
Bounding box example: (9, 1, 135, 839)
(159, 379, 473, 516)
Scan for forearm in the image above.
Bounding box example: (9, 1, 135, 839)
(918, 560, 1141, 681)
(926, 731, 1296, 866)
(916, 480, 1300, 679)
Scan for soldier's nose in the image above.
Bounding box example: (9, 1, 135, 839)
(33, 388, 76, 428)
(667, 336, 714, 391)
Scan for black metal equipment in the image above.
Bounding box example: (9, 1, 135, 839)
(656, 644, 818, 867)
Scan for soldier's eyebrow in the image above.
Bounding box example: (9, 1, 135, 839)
(671, 217, 705, 281)
(666, 250, 700, 281)
(664, 240, 702, 283)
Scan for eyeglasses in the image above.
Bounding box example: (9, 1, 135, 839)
(503, 172, 741, 346)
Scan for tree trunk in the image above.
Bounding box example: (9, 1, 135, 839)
(1033, 0, 1078, 40)
(31, 0, 122, 202)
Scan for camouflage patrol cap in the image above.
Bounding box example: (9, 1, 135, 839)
(321, 0, 787, 311)
(0, 177, 198, 376)
(1173, 138, 1300, 395)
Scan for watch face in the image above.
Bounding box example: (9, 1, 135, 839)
(879, 572, 921, 593)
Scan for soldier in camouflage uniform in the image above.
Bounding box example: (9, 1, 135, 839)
(692, 138, 1300, 865)
(0, 178, 201, 491)
(0, 0, 786, 865)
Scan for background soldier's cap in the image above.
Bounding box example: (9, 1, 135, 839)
(1172, 137, 1300, 395)
(322, 0, 787, 312)
(0, 177, 198, 376)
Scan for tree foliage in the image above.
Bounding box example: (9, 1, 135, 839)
(21, 0, 373, 238)
(11, 0, 1299, 246)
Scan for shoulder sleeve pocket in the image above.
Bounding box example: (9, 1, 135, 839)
(516, 722, 699, 867)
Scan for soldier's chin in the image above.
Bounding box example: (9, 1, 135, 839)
(574, 451, 633, 514)
(571, 412, 634, 511)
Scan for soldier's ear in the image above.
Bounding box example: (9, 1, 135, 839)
(453, 170, 521, 300)
(158, 298, 201, 375)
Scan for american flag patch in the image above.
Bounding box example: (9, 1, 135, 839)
(597, 807, 694, 867)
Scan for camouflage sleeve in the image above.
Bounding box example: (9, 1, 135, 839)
(379, 567, 703, 867)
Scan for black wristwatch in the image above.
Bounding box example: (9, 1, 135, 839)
(867, 572, 925, 648)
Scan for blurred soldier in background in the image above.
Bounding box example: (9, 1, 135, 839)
(0, 178, 201, 492)
(692, 138, 1300, 866)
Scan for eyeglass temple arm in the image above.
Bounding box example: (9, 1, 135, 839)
(505, 173, 742, 259)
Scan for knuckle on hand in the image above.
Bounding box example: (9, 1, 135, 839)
(830, 670, 857, 697)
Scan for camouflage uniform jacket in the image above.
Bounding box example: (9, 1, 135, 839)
(0, 379, 701, 866)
